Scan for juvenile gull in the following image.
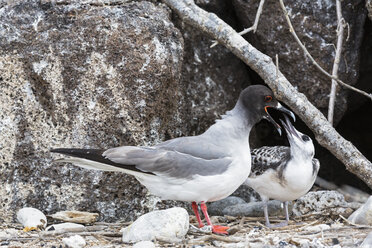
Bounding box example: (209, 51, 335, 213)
(245, 116, 320, 227)
(51, 85, 294, 235)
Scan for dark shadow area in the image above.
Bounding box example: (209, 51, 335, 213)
(317, 17, 372, 193)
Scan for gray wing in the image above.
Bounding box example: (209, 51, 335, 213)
(103, 145, 232, 179)
(249, 146, 290, 178)
(155, 136, 228, 160)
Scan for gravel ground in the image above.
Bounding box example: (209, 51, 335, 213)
(1, 213, 371, 247)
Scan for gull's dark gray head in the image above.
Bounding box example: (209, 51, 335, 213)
(280, 115, 314, 159)
(238, 85, 295, 135)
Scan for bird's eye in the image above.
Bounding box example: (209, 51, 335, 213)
(264, 95, 272, 102)
(302, 135, 310, 141)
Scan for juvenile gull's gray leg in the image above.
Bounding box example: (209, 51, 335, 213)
(264, 201, 289, 228)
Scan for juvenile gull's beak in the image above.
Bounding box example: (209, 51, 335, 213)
(264, 103, 295, 136)
(280, 115, 301, 139)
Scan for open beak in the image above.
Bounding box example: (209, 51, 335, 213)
(264, 103, 295, 136)
(279, 115, 301, 140)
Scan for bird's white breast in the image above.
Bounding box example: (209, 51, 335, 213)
(246, 159, 316, 202)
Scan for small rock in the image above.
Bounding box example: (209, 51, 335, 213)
(122, 207, 189, 243)
(46, 222, 86, 232)
(360, 231, 372, 248)
(62, 235, 86, 248)
(208, 196, 246, 216)
(49, 211, 98, 224)
(1, 241, 10, 246)
(348, 196, 372, 225)
(16, 207, 47, 231)
(222, 200, 284, 217)
(292, 191, 356, 217)
(133, 241, 156, 248)
(303, 224, 330, 233)
(0, 229, 18, 239)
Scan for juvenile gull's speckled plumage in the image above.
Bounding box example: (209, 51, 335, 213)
(245, 116, 320, 227)
(51, 85, 295, 234)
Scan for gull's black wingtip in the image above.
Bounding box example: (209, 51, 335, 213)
(50, 148, 79, 154)
(50, 148, 61, 153)
(50, 148, 105, 157)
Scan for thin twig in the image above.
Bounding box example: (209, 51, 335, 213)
(194, 234, 244, 243)
(241, 0, 265, 35)
(276, 54, 279, 82)
(328, 0, 345, 125)
(278, 0, 372, 100)
(211, 0, 265, 48)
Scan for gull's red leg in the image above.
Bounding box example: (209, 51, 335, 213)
(191, 201, 204, 228)
(200, 201, 229, 235)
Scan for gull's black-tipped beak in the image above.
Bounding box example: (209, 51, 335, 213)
(276, 103, 296, 122)
(264, 106, 282, 136)
(264, 103, 295, 136)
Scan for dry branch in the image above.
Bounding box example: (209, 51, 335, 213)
(210, 0, 265, 48)
(162, 0, 372, 188)
(327, 0, 345, 125)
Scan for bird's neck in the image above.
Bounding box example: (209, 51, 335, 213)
(290, 147, 313, 165)
(203, 103, 259, 143)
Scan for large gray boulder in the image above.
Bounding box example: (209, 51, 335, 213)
(0, 0, 250, 223)
(0, 0, 184, 223)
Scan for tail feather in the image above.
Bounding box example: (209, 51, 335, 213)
(50, 148, 154, 175)
(53, 157, 124, 172)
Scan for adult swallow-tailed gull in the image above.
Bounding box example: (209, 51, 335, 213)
(244, 116, 320, 227)
(51, 85, 294, 234)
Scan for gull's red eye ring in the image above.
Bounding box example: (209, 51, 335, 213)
(264, 95, 272, 102)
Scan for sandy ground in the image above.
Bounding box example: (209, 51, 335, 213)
(1, 214, 371, 247)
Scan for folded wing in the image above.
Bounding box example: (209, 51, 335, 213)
(249, 146, 290, 178)
(52, 143, 232, 180)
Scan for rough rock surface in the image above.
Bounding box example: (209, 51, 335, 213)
(0, 0, 250, 223)
(367, 0, 372, 21)
(121, 207, 189, 243)
(173, 18, 251, 135)
(232, 0, 366, 124)
(0, 0, 184, 223)
(348, 196, 372, 225)
(292, 190, 360, 217)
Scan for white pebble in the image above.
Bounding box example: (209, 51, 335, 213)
(304, 224, 330, 232)
(16, 207, 47, 231)
(122, 207, 189, 243)
(133, 241, 156, 248)
(62, 235, 86, 248)
(46, 222, 86, 231)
